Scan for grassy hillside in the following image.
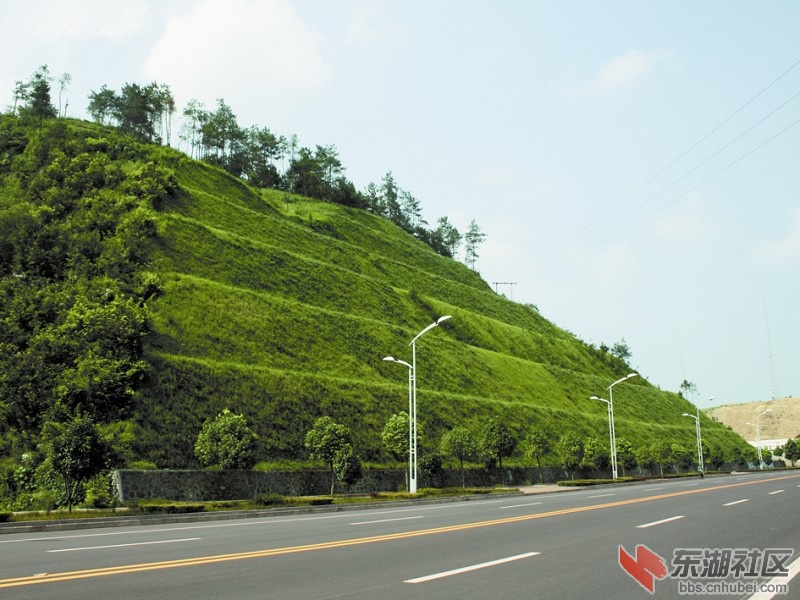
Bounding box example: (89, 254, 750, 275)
(0, 116, 749, 471)
(133, 143, 748, 467)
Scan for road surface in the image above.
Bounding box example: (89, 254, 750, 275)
(1, 471, 798, 599)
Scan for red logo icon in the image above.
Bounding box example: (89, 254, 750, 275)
(619, 544, 668, 594)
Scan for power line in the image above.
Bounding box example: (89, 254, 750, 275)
(521, 58, 800, 277)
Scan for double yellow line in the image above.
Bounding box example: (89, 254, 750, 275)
(2, 473, 797, 589)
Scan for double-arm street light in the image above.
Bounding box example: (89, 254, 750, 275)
(746, 409, 773, 469)
(384, 315, 451, 493)
(589, 395, 613, 477)
(682, 395, 715, 474)
(601, 373, 638, 479)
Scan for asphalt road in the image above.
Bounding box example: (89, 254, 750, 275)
(1, 471, 798, 599)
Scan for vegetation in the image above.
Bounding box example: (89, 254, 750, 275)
(0, 67, 760, 512)
(194, 409, 259, 469)
(304, 417, 354, 495)
(439, 427, 477, 487)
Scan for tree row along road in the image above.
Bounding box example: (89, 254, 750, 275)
(0, 472, 798, 599)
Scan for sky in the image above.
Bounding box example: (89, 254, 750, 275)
(2, 0, 798, 408)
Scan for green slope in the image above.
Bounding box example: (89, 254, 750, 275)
(135, 149, 747, 467)
(0, 116, 748, 470)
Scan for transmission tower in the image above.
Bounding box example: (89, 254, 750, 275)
(763, 295, 781, 400)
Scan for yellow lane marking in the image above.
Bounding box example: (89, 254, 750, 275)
(2, 473, 797, 589)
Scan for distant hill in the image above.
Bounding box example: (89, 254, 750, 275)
(0, 116, 751, 469)
(707, 397, 800, 444)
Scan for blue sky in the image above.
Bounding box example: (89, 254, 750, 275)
(2, 0, 798, 407)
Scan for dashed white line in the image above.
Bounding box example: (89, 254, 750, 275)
(350, 516, 423, 525)
(47, 537, 201, 553)
(768, 490, 785, 495)
(723, 499, 749, 506)
(637, 516, 685, 529)
(588, 493, 614, 499)
(747, 553, 800, 600)
(644, 487, 664, 491)
(501, 502, 542, 509)
(405, 552, 540, 583)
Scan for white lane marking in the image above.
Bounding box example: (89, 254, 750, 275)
(588, 493, 614, 499)
(644, 487, 664, 491)
(501, 502, 543, 509)
(47, 537, 201, 553)
(637, 516, 685, 529)
(769, 490, 785, 495)
(350, 516, 423, 525)
(1, 502, 488, 544)
(684, 483, 699, 487)
(747, 553, 800, 600)
(723, 499, 749, 506)
(405, 552, 540, 583)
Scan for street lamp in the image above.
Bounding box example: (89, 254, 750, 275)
(606, 373, 638, 479)
(748, 409, 772, 469)
(682, 412, 703, 474)
(382, 356, 413, 490)
(406, 316, 451, 493)
(590, 396, 613, 477)
(681, 396, 715, 475)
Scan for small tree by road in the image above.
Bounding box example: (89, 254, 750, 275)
(44, 415, 111, 512)
(583, 437, 610, 472)
(523, 429, 550, 484)
(333, 445, 362, 496)
(617, 438, 637, 476)
(481, 418, 516, 486)
(305, 417, 353, 495)
(382, 412, 410, 489)
(556, 432, 584, 480)
(194, 409, 259, 470)
(439, 427, 477, 487)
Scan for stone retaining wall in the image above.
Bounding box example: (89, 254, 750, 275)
(113, 466, 567, 502)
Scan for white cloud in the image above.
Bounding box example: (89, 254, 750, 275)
(30, 0, 151, 42)
(757, 206, 800, 261)
(143, 0, 333, 122)
(588, 48, 676, 93)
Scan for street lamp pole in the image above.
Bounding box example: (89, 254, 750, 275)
(590, 396, 613, 477)
(682, 412, 703, 473)
(606, 373, 637, 479)
(682, 396, 715, 474)
(382, 356, 413, 490)
(755, 409, 772, 469)
(407, 316, 451, 493)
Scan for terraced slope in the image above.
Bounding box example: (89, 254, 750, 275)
(130, 155, 749, 468)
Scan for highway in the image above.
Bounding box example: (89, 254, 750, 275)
(1, 471, 798, 599)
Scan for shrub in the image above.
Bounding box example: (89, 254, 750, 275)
(253, 493, 285, 506)
(137, 499, 206, 514)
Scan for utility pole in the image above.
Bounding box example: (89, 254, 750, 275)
(492, 282, 517, 300)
